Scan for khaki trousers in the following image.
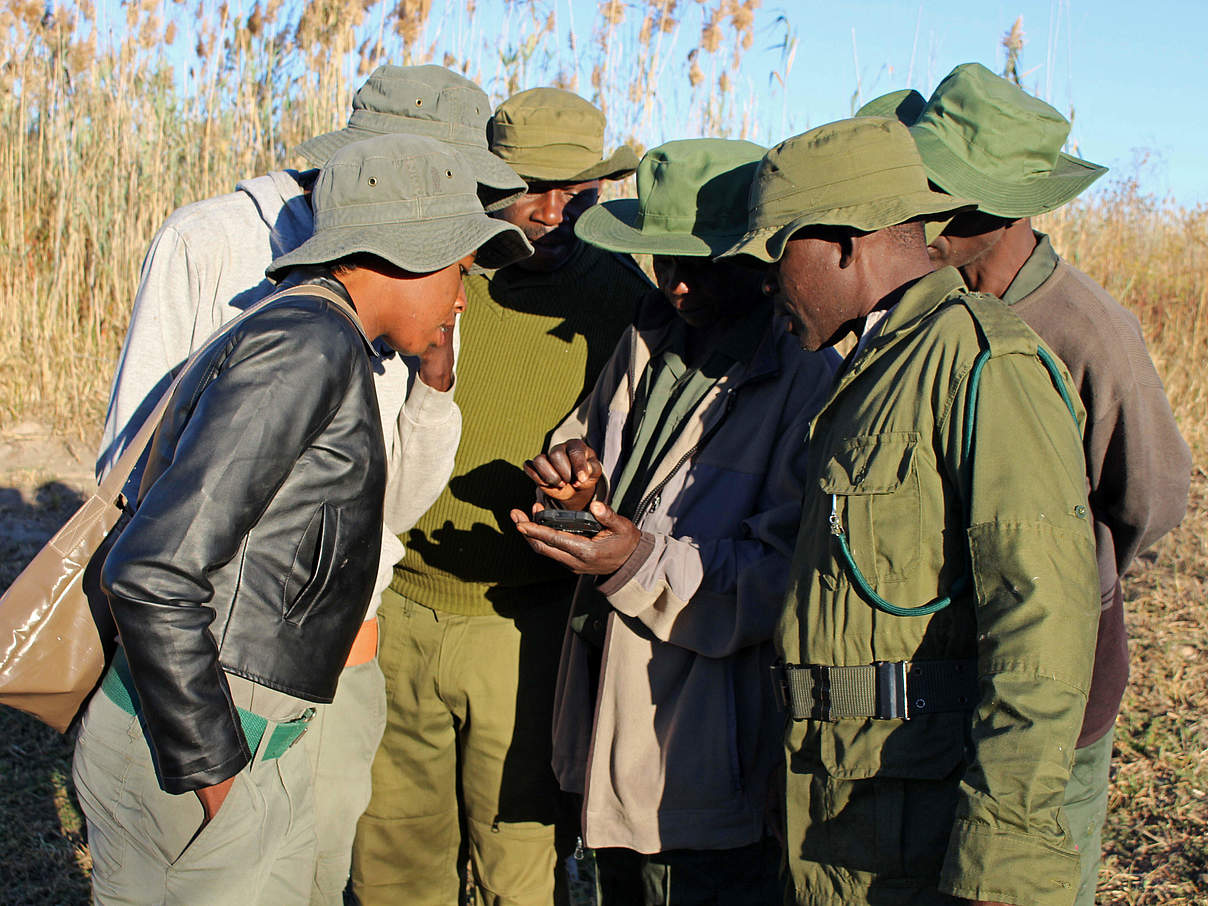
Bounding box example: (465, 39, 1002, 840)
(73, 686, 316, 905)
(305, 655, 388, 906)
(351, 590, 567, 906)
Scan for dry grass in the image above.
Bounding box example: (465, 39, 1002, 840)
(1, 1, 1206, 902)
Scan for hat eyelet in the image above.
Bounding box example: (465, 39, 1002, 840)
(415, 98, 424, 107)
(367, 176, 377, 187)
(445, 169, 454, 178)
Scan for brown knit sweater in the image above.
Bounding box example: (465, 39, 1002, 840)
(390, 241, 650, 615)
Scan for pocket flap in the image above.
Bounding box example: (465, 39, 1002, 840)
(820, 712, 966, 781)
(819, 433, 919, 496)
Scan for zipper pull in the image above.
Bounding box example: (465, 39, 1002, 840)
(574, 835, 585, 861)
(829, 493, 842, 536)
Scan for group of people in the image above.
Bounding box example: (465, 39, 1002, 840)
(70, 59, 1190, 906)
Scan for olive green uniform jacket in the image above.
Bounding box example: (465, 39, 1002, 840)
(779, 268, 1099, 906)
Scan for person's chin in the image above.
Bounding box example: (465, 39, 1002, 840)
(529, 236, 575, 267)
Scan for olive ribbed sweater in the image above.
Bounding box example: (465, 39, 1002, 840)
(390, 242, 650, 615)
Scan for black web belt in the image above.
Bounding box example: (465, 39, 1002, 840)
(772, 659, 977, 721)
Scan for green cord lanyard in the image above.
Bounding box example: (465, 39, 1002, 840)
(830, 346, 1080, 618)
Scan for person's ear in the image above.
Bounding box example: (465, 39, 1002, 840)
(837, 231, 858, 269)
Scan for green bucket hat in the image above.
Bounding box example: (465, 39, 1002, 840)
(856, 88, 926, 123)
(292, 65, 526, 209)
(720, 117, 975, 263)
(487, 88, 639, 183)
(574, 138, 765, 257)
(909, 62, 1107, 218)
(267, 134, 532, 278)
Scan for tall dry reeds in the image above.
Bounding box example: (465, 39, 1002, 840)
(1, 0, 1204, 463)
(1038, 178, 1208, 456)
(0, 0, 764, 431)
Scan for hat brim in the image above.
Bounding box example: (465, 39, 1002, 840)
(266, 212, 532, 278)
(912, 126, 1107, 218)
(507, 145, 640, 184)
(294, 126, 527, 197)
(574, 199, 744, 257)
(719, 190, 976, 263)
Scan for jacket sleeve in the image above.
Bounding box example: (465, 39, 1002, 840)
(597, 371, 828, 659)
(382, 375, 462, 536)
(937, 349, 1100, 905)
(101, 313, 356, 794)
(97, 224, 211, 480)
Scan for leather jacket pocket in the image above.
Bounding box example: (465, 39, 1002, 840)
(283, 502, 342, 625)
(819, 432, 921, 584)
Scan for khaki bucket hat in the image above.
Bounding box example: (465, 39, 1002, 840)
(910, 62, 1107, 218)
(487, 87, 639, 183)
(856, 88, 926, 123)
(293, 65, 526, 209)
(720, 117, 975, 263)
(267, 134, 532, 278)
(574, 138, 765, 257)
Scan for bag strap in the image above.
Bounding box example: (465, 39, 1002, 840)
(98, 282, 361, 504)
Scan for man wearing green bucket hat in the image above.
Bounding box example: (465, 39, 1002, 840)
(508, 138, 837, 904)
(352, 88, 648, 906)
(94, 64, 528, 906)
(73, 133, 530, 906)
(720, 116, 1101, 906)
(904, 62, 1192, 906)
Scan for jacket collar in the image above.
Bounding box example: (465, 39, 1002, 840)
(275, 269, 378, 356)
(635, 292, 782, 391)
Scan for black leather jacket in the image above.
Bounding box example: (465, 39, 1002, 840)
(101, 276, 385, 794)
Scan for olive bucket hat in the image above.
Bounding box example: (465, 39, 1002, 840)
(267, 134, 532, 278)
(574, 138, 765, 257)
(487, 87, 639, 183)
(856, 88, 927, 123)
(293, 65, 526, 209)
(909, 62, 1107, 218)
(720, 117, 975, 263)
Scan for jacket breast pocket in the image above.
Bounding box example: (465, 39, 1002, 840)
(283, 502, 342, 625)
(820, 433, 921, 584)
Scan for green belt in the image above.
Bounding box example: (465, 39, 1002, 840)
(102, 649, 314, 761)
(772, 659, 977, 721)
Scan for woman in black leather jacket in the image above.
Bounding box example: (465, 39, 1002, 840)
(73, 133, 530, 906)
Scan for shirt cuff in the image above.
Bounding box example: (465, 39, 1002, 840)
(939, 818, 1080, 906)
(401, 376, 456, 428)
(596, 531, 655, 598)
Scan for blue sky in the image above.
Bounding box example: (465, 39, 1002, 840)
(107, 0, 1208, 205)
(737, 0, 1208, 205)
(470, 0, 1207, 205)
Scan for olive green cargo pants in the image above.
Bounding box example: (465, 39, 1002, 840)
(1066, 728, 1113, 906)
(351, 589, 567, 906)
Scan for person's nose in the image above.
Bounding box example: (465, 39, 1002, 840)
(532, 191, 568, 227)
(453, 281, 468, 314)
(658, 259, 690, 296)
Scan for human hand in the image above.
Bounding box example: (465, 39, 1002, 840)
(195, 774, 237, 826)
(510, 499, 640, 575)
(417, 316, 456, 391)
(522, 438, 602, 511)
